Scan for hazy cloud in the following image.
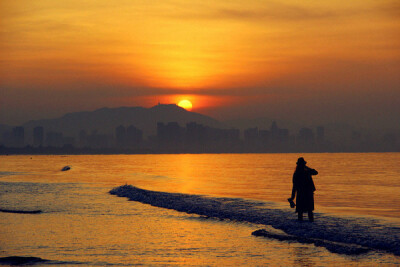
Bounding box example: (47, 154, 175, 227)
(378, 0, 400, 17)
(166, 3, 336, 22)
(165, 0, 400, 23)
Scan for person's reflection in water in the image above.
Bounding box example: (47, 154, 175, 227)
(288, 157, 318, 222)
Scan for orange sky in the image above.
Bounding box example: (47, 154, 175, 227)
(0, 0, 399, 128)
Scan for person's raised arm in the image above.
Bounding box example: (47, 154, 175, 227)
(306, 166, 318, 175)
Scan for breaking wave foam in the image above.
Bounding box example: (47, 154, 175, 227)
(110, 185, 400, 256)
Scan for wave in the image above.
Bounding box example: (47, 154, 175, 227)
(0, 256, 86, 266)
(0, 208, 42, 214)
(0, 171, 24, 177)
(0, 256, 50, 265)
(110, 185, 400, 256)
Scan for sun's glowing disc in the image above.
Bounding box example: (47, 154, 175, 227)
(177, 99, 193, 110)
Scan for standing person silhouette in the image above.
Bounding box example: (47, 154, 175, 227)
(288, 157, 318, 222)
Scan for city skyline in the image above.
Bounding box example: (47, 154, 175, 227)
(1, 104, 398, 153)
(0, 120, 336, 152)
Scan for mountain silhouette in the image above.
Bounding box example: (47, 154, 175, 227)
(22, 104, 223, 138)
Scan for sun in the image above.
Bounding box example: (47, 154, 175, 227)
(177, 99, 193, 110)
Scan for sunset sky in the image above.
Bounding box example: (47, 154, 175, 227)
(1, 0, 399, 129)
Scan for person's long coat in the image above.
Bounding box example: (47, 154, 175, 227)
(293, 167, 318, 213)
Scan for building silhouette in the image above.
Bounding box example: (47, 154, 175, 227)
(185, 122, 207, 148)
(270, 121, 289, 143)
(63, 136, 75, 147)
(126, 125, 143, 148)
(12, 126, 25, 147)
(115, 125, 126, 148)
(46, 132, 63, 147)
(33, 126, 44, 147)
(243, 121, 290, 151)
(157, 122, 184, 150)
(86, 130, 112, 149)
(244, 127, 259, 147)
(297, 128, 314, 145)
(0, 118, 398, 153)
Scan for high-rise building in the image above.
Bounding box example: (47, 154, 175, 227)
(33, 126, 44, 147)
(46, 132, 63, 147)
(157, 122, 183, 147)
(115, 125, 126, 147)
(12, 126, 24, 147)
(244, 127, 259, 142)
(126, 125, 142, 147)
(185, 122, 207, 147)
(297, 128, 314, 145)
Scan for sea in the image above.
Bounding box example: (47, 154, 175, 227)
(0, 153, 399, 266)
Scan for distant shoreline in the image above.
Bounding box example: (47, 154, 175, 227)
(1, 145, 398, 155)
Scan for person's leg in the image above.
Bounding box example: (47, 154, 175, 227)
(298, 212, 303, 221)
(308, 211, 314, 222)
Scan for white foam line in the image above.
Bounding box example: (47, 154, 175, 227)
(110, 185, 400, 256)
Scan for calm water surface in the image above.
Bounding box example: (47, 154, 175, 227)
(0, 153, 399, 265)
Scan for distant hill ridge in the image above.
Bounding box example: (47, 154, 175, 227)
(22, 104, 223, 138)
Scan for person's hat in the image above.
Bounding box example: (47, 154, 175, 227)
(297, 157, 306, 165)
